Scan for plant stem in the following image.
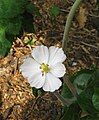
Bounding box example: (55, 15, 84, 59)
(62, 0, 83, 54)
(62, 0, 83, 99)
(63, 74, 78, 97)
(53, 91, 74, 107)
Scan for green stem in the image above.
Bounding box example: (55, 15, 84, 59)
(53, 91, 74, 107)
(61, 0, 83, 99)
(53, 0, 83, 107)
(0, 27, 6, 40)
(63, 74, 78, 97)
(62, 0, 83, 54)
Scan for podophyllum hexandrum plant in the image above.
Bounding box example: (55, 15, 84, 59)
(19, 0, 99, 119)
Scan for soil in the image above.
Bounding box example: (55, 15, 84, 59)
(0, 0, 99, 120)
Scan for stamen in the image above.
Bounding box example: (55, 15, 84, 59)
(40, 63, 50, 73)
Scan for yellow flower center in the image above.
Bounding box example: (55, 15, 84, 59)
(40, 63, 50, 73)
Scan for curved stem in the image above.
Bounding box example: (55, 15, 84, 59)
(61, 0, 83, 100)
(53, 0, 83, 107)
(63, 74, 78, 97)
(62, 0, 83, 54)
(53, 91, 74, 107)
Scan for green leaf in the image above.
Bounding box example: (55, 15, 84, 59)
(26, 3, 41, 16)
(0, 0, 28, 19)
(0, 28, 11, 56)
(0, 39, 11, 56)
(86, 117, 99, 120)
(49, 6, 60, 17)
(0, 38, 11, 56)
(27, 38, 36, 45)
(24, 37, 36, 45)
(24, 36, 29, 41)
(22, 12, 35, 33)
(77, 88, 98, 116)
(69, 69, 99, 94)
(61, 83, 73, 99)
(88, 69, 99, 87)
(31, 87, 43, 97)
(0, 27, 5, 39)
(81, 116, 99, 120)
(0, 17, 22, 35)
(92, 88, 99, 111)
(60, 103, 80, 120)
(72, 69, 93, 94)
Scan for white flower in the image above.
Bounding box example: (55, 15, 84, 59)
(20, 45, 66, 92)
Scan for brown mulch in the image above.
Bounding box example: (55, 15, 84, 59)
(0, 0, 99, 120)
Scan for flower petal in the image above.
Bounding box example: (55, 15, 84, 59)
(43, 73, 62, 92)
(48, 46, 66, 65)
(20, 58, 41, 78)
(50, 63, 66, 78)
(29, 72, 45, 89)
(31, 45, 49, 64)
